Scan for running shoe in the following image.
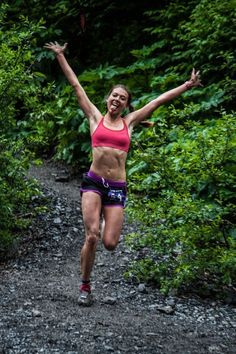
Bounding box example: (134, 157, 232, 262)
(78, 283, 93, 307)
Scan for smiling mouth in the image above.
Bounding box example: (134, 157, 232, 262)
(111, 103, 119, 110)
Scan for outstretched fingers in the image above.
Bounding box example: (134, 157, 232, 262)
(43, 41, 68, 55)
(62, 42, 68, 51)
(190, 68, 203, 87)
(43, 42, 56, 49)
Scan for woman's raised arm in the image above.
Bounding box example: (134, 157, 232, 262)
(44, 42, 101, 122)
(127, 68, 202, 127)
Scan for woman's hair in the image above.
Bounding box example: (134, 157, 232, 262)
(107, 84, 154, 127)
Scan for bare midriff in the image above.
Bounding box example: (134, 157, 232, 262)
(90, 146, 127, 181)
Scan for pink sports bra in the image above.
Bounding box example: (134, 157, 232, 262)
(91, 117, 130, 153)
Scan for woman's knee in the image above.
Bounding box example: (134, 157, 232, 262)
(103, 238, 119, 251)
(85, 228, 99, 247)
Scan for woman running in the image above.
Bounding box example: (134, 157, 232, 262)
(44, 41, 202, 306)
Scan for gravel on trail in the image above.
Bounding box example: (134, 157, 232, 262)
(0, 161, 235, 354)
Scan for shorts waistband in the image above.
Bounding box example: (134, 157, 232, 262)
(87, 171, 126, 188)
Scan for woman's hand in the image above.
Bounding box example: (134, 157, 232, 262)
(44, 41, 68, 56)
(185, 68, 203, 89)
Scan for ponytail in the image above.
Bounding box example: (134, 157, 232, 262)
(139, 120, 155, 128)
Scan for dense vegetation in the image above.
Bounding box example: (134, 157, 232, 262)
(1, 0, 235, 297)
(0, 7, 44, 257)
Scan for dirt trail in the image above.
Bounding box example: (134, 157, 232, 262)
(0, 161, 235, 354)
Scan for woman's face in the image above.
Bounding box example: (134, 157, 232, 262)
(107, 87, 129, 115)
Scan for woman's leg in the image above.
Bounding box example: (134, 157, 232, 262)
(102, 206, 124, 251)
(80, 191, 102, 282)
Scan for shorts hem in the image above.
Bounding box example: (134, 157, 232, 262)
(103, 204, 125, 208)
(80, 189, 102, 197)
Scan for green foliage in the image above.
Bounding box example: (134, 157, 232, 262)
(6, 0, 159, 68)
(144, 0, 236, 111)
(0, 5, 43, 256)
(0, 139, 41, 257)
(126, 111, 236, 294)
(20, 81, 92, 166)
(45, 89, 91, 166)
(2, 0, 166, 165)
(120, 0, 236, 296)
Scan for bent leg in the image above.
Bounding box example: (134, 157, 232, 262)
(81, 192, 102, 281)
(102, 207, 124, 251)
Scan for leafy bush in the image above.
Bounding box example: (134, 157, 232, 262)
(23, 83, 91, 167)
(0, 5, 43, 257)
(126, 111, 236, 295)
(119, 0, 236, 297)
